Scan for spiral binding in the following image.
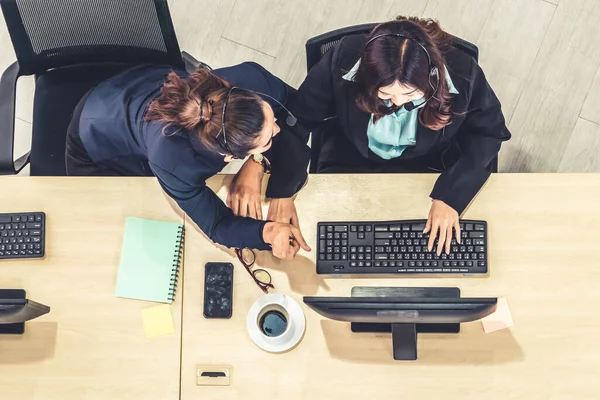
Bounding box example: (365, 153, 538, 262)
(168, 226, 185, 302)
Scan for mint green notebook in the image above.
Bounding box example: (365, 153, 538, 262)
(116, 217, 184, 303)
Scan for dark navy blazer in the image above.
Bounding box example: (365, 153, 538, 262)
(78, 62, 309, 250)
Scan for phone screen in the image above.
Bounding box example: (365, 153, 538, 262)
(203, 263, 234, 319)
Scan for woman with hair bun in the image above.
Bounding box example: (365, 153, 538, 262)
(65, 62, 310, 260)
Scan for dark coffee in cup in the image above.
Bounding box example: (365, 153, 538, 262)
(259, 310, 287, 337)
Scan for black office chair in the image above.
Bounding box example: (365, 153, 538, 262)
(0, 0, 205, 176)
(305, 23, 498, 173)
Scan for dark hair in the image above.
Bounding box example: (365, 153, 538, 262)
(144, 68, 264, 158)
(354, 16, 457, 130)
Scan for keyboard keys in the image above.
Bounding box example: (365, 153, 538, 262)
(0, 212, 45, 259)
(411, 223, 426, 231)
(317, 219, 487, 275)
(374, 232, 394, 239)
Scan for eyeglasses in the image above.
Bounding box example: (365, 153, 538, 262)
(235, 248, 274, 294)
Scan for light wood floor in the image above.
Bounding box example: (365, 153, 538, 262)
(1, 0, 599, 175)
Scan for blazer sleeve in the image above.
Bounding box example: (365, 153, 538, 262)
(265, 44, 340, 198)
(150, 162, 271, 250)
(430, 62, 511, 214)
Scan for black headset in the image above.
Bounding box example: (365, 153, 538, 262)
(216, 86, 297, 159)
(364, 33, 440, 111)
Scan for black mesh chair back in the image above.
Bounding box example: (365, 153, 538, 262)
(306, 24, 376, 73)
(0, 0, 187, 176)
(1, 0, 183, 75)
(304, 23, 496, 173)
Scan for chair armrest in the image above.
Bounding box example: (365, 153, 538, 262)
(181, 51, 212, 73)
(0, 61, 29, 175)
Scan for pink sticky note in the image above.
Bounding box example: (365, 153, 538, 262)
(481, 297, 513, 333)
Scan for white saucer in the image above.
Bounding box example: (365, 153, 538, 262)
(246, 294, 306, 353)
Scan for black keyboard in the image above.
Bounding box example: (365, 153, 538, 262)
(0, 212, 45, 259)
(316, 219, 487, 275)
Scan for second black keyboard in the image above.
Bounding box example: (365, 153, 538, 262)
(316, 219, 488, 275)
(0, 212, 46, 260)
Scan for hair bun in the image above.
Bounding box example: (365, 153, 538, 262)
(199, 99, 213, 124)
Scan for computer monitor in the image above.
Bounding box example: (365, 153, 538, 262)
(0, 289, 50, 335)
(304, 287, 497, 360)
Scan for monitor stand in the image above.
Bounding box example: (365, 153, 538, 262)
(350, 287, 460, 360)
(0, 289, 26, 335)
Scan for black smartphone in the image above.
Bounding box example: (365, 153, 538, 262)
(203, 262, 234, 319)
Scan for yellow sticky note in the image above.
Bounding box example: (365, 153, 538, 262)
(141, 304, 175, 338)
(481, 297, 514, 333)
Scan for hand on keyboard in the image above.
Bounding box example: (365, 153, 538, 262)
(424, 200, 461, 255)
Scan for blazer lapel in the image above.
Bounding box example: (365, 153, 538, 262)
(341, 81, 371, 158)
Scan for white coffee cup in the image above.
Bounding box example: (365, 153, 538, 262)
(246, 294, 305, 353)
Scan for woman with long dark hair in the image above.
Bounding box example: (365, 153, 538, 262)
(289, 16, 511, 254)
(65, 62, 310, 259)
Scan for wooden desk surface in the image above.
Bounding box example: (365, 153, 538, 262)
(0, 178, 184, 400)
(181, 174, 600, 400)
